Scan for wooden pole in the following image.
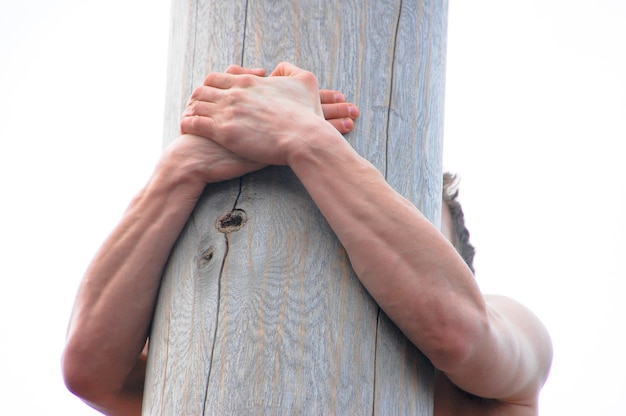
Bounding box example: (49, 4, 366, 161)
(144, 0, 448, 414)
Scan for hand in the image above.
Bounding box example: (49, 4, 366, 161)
(268, 62, 359, 131)
(169, 66, 270, 185)
(184, 64, 359, 136)
(164, 134, 266, 185)
(180, 62, 358, 166)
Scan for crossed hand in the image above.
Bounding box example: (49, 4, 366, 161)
(179, 62, 359, 173)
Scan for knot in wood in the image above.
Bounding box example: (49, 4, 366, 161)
(197, 246, 215, 268)
(216, 209, 247, 233)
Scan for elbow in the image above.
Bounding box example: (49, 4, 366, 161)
(426, 334, 474, 374)
(424, 308, 490, 373)
(62, 348, 89, 399)
(61, 344, 104, 402)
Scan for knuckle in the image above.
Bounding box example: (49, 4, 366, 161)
(228, 88, 243, 102)
(203, 72, 219, 86)
(221, 106, 237, 122)
(181, 115, 203, 134)
(186, 100, 200, 115)
(179, 116, 191, 134)
(302, 70, 318, 84)
(190, 86, 204, 101)
(233, 74, 256, 89)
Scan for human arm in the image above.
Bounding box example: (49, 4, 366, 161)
(61, 71, 358, 415)
(180, 62, 552, 406)
(61, 134, 265, 415)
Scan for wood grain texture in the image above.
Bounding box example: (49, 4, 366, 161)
(145, 0, 448, 414)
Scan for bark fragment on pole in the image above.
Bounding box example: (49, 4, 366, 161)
(145, 0, 448, 414)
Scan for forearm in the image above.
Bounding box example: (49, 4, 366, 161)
(288, 124, 488, 368)
(290, 127, 552, 403)
(63, 140, 207, 400)
(178, 63, 487, 372)
(174, 64, 551, 404)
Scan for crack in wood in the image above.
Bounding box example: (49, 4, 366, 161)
(374, 2, 403, 414)
(203, 177, 247, 415)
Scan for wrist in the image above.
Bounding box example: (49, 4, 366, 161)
(285, 119, 347, 168)
(156, 136, 210, 197)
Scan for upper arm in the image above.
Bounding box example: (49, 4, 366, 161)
(444, 294, 553, 405)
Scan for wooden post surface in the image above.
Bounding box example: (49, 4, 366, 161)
(145, 0, 448, 414)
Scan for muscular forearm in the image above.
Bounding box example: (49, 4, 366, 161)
(287, 124, 488, 370)
(62, 151, 205, 402)
(175, 63, 551, 405)
(287, 123, 552, 404)
(61, 134, 257, 412)
(178, 66, 486, 364)
(290, 125, 552, 402)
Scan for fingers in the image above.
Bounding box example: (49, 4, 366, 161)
(202, 64, 269, 92)
(183, 99, 216, 119)
(322, 101, 359, 121)
(225, 65, 266, 76)
(203, 65, 266, 87)
(181, 97, 219, 136)
(180, 110, 215, 138)
(192, 65, 265, 105)
(201, 72, 237, 89)
(192, 65, 360, 136)
(186, 84, 221, 108)
(320, 92, 360, 133)
(185, 65, 265, 129)
(205, 62, 315, 87)
(326, 118, 355, 134)
(319, 89, 346, 105)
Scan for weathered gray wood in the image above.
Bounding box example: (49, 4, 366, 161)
(145, 0, 447, 414)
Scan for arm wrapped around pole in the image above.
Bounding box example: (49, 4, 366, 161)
(144, 1, 448, 414)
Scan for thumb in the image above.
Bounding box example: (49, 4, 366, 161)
(269, 61, 320, 95)
(269, 61, 309, 78)
(269, 62, 324, 117)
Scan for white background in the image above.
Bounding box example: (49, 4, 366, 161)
(1, 0, 625, 414)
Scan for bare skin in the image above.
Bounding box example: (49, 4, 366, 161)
(62, 63, 551, 416)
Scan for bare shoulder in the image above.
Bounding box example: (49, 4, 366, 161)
(485, 293, 553, 377)
(485, 294, 553, 401)
(440, 293, 552, 409)
(434, 295, 552, 415)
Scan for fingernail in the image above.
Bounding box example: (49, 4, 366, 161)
(348, 105, 358, 117)
(334, 93, 344, 102)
